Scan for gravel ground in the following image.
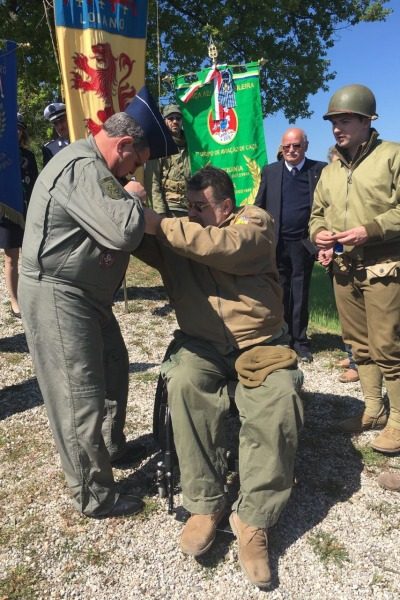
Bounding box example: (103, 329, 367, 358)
(1, 250, 400, 599)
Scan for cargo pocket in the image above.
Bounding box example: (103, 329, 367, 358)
(365, 261, 398, 281)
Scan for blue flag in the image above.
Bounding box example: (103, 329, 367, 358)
(0, 40, 24, 226)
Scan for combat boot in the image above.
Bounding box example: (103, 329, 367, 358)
(383, 377, 400, 427)
(180, 506, 226, 556)
(371, 427, 400, 454)
(337, 409, 387, 433)
(377, 471, 400, 491)
(357, 363, 384, 416)
(229, 512, 272, 589)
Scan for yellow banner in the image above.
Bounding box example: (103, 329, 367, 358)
(54, 0, 148, 142)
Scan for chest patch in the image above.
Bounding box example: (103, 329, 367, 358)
(99, 176, 124, 200)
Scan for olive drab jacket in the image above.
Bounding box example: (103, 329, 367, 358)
(310, 130, 400, 262)
(133, 205, 285, 355)
(145, 131, 191, 215)
(21, 135, 145, 306)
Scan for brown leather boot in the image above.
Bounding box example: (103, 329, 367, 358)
(180, 506, 226, 556)
(371, 427, 400, 454)
(377, 471, 400, 491)
(338, 369, 359, 383)
(229, 512, 272, 589)
(337, 409, 387, 433)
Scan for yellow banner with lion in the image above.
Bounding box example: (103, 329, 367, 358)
(54, 0, 148, 142)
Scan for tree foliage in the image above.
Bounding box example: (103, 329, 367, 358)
(0, 0, 392, 143)
(146, 0, 391, 119)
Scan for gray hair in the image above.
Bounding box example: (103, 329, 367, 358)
(327, 145, 339, 163)
(103, 113, 148, 153)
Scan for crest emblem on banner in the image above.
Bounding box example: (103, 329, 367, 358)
(71, 42, 137, 134)
(208, 108, 238, 145)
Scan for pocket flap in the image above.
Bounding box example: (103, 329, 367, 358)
(365, 261, 398, 280)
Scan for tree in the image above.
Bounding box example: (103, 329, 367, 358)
(146, 0, 391, 120)
(0, 0, 392, 135)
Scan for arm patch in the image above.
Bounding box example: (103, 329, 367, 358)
(98, 176, 124, 199)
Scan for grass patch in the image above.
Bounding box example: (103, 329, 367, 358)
(367, 502, 397, 517)
(140, 497, 160, 519)
(0, 566, 42, 599)
(308, 530, 350, 567)
(309, 263, 340, 334)
(354, 445, 388, 469)
(131, 371, 159, 384)
(126, 257, 163, 288)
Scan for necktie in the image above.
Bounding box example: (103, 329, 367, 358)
(292, 167, 298, 177)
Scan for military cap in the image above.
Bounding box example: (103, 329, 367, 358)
(162, 104, 182, 118)
(17, 113, 27, 130)
(44, 102, 67, 124)
(125, 85, 178, 160)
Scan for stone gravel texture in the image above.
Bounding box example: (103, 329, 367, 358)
(0, 252, 399, 599)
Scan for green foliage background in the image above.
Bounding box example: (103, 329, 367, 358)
(0, 0, 392, 159)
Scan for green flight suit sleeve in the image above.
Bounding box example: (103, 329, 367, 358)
(55, 158, 145, 252)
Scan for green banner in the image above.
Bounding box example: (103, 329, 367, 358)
(175, 62, 267, 206)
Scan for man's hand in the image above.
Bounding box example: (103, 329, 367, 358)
(315, 229, 336, 249)
(333, 226, 368, 246)
(143, 206, 163, 235)
(124, 180, 147, 205)
(317, 247, 334, 266)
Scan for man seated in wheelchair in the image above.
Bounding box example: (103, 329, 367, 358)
(129, 165, 303, 590)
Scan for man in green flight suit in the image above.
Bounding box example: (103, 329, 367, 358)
(145, 103, 191, 217)
(18, 86, 178, 519)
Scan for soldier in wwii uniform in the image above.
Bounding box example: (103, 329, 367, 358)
(310, 84, 400, 456)
(145, 103, 191, 217)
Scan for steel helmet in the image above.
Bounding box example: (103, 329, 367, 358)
(323, 84, 378, 120)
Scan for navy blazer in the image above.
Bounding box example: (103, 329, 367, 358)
(255, 158, 327, 246)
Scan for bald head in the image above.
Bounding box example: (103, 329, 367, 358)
(280, 127, 309, 166)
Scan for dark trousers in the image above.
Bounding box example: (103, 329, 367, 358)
(276, 238, 315, 350)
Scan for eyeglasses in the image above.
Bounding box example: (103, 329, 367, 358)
(185, 200, 211, 212)
(281, 143, 303, 151)
(166, 115, 182, 122)
(132, 146, 144, 168)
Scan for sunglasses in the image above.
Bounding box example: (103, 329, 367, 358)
(185, 201, 211, 212)
(281, 143, 302, 151)
(166, 115, 182, 122)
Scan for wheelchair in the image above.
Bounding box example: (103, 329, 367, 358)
(152, 374, 239, 514)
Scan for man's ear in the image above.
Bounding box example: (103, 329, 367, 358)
(223, 198, 234, 215)
(116, 136, 134, 154)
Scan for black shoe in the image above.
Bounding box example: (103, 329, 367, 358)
(93, 494, 144, 519)
(11, 310, 21, 319)
(110, 442, 147, 467)
(296, 348, 313, 363)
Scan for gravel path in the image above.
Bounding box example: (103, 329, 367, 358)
(0, 251, 399, 599)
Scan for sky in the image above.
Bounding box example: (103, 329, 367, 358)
(263, 1, 400, 163)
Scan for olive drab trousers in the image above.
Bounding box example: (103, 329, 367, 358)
(161, 334, 304, 529)
(334, 264, 400, 429)
(19, 274, 129, 516)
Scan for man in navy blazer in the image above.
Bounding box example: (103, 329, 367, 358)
(255, 128, 326, 362)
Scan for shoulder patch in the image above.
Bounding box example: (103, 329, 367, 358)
(98, 176, 124, 200)
(234, 215, 251, 225)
